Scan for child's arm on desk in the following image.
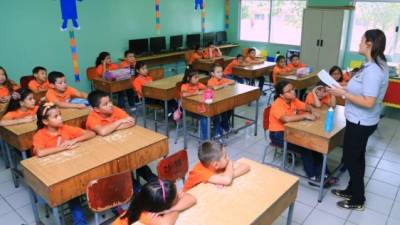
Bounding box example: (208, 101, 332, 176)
(159, 192, 196, 215)
(208, 160, 234, 185)
(91, 117, 135, 136)
(73, 90, 88, 99)
(54, 101, 87, 109)
(0, 115, 36, 126)
(181, 90, 202, 97)
(233, 161, 250, 178)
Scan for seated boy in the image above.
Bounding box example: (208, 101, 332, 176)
(183, 141, 250, 191)
(223, 54, 248, 83)
(286, 55, 306, 70)
(28, 66, 49, 94)
(45, 71, 88, 108)
(203, 42, 222, 60)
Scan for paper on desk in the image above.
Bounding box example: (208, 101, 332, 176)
(317, 70, 341, 88)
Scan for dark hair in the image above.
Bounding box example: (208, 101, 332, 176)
(182, 66, 199, 84)
(329, 66, 343, 82)
(6, 88, 33, 112)
(276, 55, 285, 63)
(364, 29, 387, 69)
(207, 42, 213, 47)
(289, 54, 299, 61)
(32, 66, 47, 75)
(274, 80, 291, 99)
(95, 51, 110, 67)
(48, 71, 65, 84)
(0, 66, 15, 94)
(211, 64, 223, 73)
(36, 103, 58, 129)
(124, 50, 134, 57)
(88, 90, 109, 108)
(123, 180, 177, 224)
(248, 48, 255, 54)
(135, 61, 147, 75)
(194, 44, 200, 51)
(198, 141, 224, 167)
(236, 54, 244, 59)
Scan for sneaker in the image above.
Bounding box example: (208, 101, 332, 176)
(331, 189, 352, 200)
(337, 200, 365, 211)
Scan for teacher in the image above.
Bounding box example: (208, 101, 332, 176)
(328, 29, 388, 210)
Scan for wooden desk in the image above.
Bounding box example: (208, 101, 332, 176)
(142, 74, 209, 137)
(232, 61, 276, 79)
(283, 106, 346, 202)
(134, 158, 299, 225)
(182, 83, 260, 147)
(275, 73, 320, 90)
(92, 77, 133, 94)
(191, 56, 236, 72)
(22, 126, 168, 225)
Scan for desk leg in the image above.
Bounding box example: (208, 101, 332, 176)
(4, 143, 18, 187)
(164, 100, 169, 137)
(231, 109, 235, 129)
(52, 206, 62, 225)
(0, 140, 10, 169)
(22, 151, 27, 159)
(281, 141, 288, 170)
(183, 109, 187, 149)
(207, 117, 211, 141)
(286, 202, 295, 225)
(143, 97, 147, 128)
(254, 98, 259, 136)
(28, 188, 41, 224)
(318, 154, 328, 202)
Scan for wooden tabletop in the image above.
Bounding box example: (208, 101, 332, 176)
(284, 106, 346, 154)
(275, 73, 320, 90)
(134, 158, 299, 225)
(0, 108, 89, 151)
(92, 77, 133, 93)
(232, 61, 276, 79)
(21, 126, 168, 207)
(192, 56, 236, 72)
(182, 83, 260, 117)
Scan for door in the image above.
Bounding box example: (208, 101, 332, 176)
(300, 9, 323, 70)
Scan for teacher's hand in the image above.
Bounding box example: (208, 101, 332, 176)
(327, 85, 346, 97)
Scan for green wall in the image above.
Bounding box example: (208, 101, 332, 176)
(0, 0, 225, 92)
(308, 0, 353, 7)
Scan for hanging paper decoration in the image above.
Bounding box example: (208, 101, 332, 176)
(195, 0, 203, 11)
(69, 31, 80, 82)
(225, 0, 230, 29)
(60, 0, 83, 31)
(155, 0, 161, 33)
(201, 1, 206, 33)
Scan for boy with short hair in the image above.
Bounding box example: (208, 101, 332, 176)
(223, 54, 247, 83)
(28, 66, 49, 93)
(287, 55, 306, 70)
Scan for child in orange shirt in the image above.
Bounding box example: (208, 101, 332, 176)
(33, 102, 95, 225)
(95, 51, 120, 77)
(202, 42, 222, 59)
(45, 71, 88, 109)
(113, 179, 196, 225)
(272, 55, 295, 84)
(245, 48, 265, 91)
(0, 66, 18, 104)
(223, 54, 247, 84)
(305, 82, 336, 108)
(188, 45, 203, 65)
(118, 50, 137, 110)
(120, 50, 137, 71)
(183, 141, 250, 191)
(329, 66, 348, 86)
(269, 81, 337, 186)
(28, 66, 49, 93)
(287, 55, 306, 70)
(0, 88, 38, 126)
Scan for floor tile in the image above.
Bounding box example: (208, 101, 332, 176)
(0, 180, 27, 198)
(281, 201, 313, 224)
(377, 160, 400, 175)
(316, 192, 351, 220)
(5, 189, 31, 210)
(365, 155, 380, 167)
(366, 179, 398, 200)
(382, 151, 400, 163)
(364, 192, 393, 215)
(0, 198, 12, 216)
(295, 185, 319, 208)
(371, 168, 400, 187)
(303, 208, 345, 225)
(16, 203, 35, 224)
(0, 169, 12, 184)
(386, 217, 400, 225)
(348, 208, 387, 225)
(389, 202, 400, 220)
(0, 210, 26, 225)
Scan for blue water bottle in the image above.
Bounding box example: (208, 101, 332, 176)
(324, 107, 334, 133)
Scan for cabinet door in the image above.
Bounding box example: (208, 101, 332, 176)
(300, 9, 323, 70)
(318, 10, 344, 71)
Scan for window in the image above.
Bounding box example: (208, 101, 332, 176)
(239, 0, 306, 45)
(350, 1, 400, 58)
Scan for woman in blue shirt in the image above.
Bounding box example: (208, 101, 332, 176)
(328, 29, 388, 210)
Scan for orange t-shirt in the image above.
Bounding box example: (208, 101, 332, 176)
(45, 87, 78, 103)
(120, 61, 135, 69)
(269, 97, 306, 132)
(32, 125, 85, 156)
(272, 66, 291, 84)
(287, 62, 306, 70)
(2, 106, 39, 120)
(86, 107, 128, 130)
(183, 162, 217, 192)
(180, 83, 206, 94)
(223, 59, 240, 75)
(305, 92, 332, 106)
(207, 77, 230, 87)
(343, 72, 350, 82)
(132, 75, 153, 98)
(28, 79, 49, 92)
(95, 63, 119, 77)
(188, 52, 203, 65)
(0, 84, 18, 97)
(112, 212, 152, 225)
(203, 48, 221, 59)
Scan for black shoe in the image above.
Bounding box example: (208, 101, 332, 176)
(337, 200, 365, 211)
(331, 189, 352, 200)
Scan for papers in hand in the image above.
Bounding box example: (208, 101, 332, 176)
(317, 70, 341, 88)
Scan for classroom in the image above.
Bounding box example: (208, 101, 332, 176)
(0, 0, 400, 225)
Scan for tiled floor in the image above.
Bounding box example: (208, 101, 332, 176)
(1, 95, 400, 225)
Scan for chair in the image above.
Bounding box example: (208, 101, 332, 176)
(242, 48, 249, 58)
(157, 149, 189, 183)
(185, 50, 194, 65)
(20, 75, 34, 89)
(262, 106, 296, 169)
(86, 172, 133, 225)
(86, 67, 98, 90)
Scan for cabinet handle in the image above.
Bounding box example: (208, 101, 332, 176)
(320, 40, 324, 47)
(316, 39, 320, 46)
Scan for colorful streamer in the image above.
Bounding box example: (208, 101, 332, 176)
(155, 0, 160, 32)
(225, 0, 230, 29)
(69, 31, 80, 82)
(201, 1, 206, 33)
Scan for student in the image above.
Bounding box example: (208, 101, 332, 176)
(183, 141, 250, 191)
(287, 55, 306, 70)
(86, 90, 157, 184)
(0, 66, 18, 104)
(208, 64, 234, 138)
(202, 42, 222, 60)
(0, 88, 38, 126)
(188, 45, 203, 65)
(181, 67, 208, 140)
(28, 66, 49, 93)
(305, 82, 336, 108)
(119, 50, 137, 110)
(223, 54, 247, 83)
(120, 50, 137, 71)
(33, 102, 95, 225)
(269, 81, 336, 185)
(45, 71, 88, 109)
(329, 66, 347, 86)
(112, 180, 196, 225)
(132, 62, 152, 99)
(245, 48, 265, 91)
(95, 51, 119, 78)
(272, 55, 295, 84)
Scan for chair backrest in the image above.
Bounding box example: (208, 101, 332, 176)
(242, 48, 249, 58)
(148, 68, 164, 81)
(86, 67, 98, 81)
(86, 171, 133, 212)
(185, 50, 194, 64)
(157, 149, 188, 182)
(263, 106, 272, 131)
(20, 75, 34, 89)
